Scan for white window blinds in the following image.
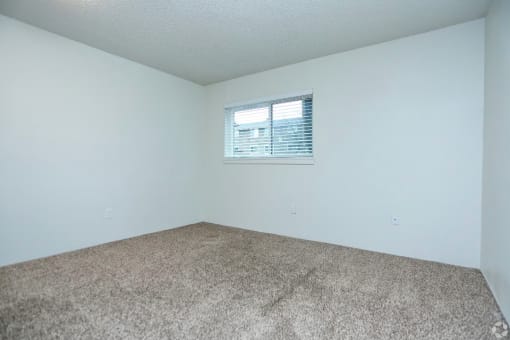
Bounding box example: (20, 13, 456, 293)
(224, 93, 313, 160)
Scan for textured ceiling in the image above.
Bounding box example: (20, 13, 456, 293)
(0, 0, 491, 85)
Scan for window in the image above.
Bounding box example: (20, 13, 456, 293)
(224, 93, 313, 163)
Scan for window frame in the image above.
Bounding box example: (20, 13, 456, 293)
(224, 90, 314, 165)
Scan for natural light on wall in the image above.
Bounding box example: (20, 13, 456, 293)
(224, 93, 313, 163)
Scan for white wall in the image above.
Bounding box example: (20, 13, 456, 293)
(481, 0, 510, 320)
(205, 20, 485, 268)
(0, 15, 206, 266)
(0, 15, 486, 270)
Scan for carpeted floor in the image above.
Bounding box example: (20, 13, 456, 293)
(0, 222, 506, 339)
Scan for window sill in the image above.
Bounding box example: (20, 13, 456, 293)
(223, 157, 314, 165)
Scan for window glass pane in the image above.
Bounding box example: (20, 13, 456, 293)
(272, 99, 312, 156)
(234, 107, 269, 125)
(273, 100, 302, 120)
(233, 106, 271, 157)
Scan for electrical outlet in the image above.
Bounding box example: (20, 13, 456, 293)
(391, 216, 400, 226)
(104, 208, 113, 219)
(290, 202, 297, 215)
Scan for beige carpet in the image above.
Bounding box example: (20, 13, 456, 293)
(0, 222, 506, 339)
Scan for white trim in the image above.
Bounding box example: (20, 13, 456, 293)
(224, 89, 313, 109)
(223, 157, 314, 165)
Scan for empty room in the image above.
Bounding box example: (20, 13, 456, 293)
(0, 0, 509, 339)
